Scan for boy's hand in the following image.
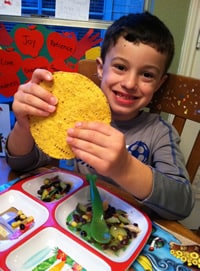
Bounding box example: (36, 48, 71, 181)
(13, 69, 58, 125)
(67, 121, 130, 179)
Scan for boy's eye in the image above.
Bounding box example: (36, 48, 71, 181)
(143, 72, 154, 78)
(114, 64, 126, 71)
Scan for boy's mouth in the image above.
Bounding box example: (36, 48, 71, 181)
(113, 91, 138, 100)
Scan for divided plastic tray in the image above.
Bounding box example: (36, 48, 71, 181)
(0, 169, 152, 271)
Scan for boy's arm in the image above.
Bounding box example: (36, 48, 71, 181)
(142, 168, 194, 220)
(6, 69, 58, 171)
(6, 135, 52, 172)
(114, 124, 194, 220)
(114, 126, 194, 220)
(7, 120, 34, 156)
(67, 120, 194, 220)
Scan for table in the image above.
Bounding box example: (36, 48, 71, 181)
(0, 157, 200, 244)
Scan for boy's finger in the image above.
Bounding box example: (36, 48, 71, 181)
(74, 121, 112, 135)
(31, 68, 53, 84)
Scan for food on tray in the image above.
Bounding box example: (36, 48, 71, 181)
(66, 201, 141, 255)
(29, 71, 111, 159)
(37, 175, 72, 202)
(24, 247, 87, 271)
(0, 207, 34, 240)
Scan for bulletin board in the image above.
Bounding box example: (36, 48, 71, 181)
(0, 16, 107, 100)
(0, 15, 110, 155)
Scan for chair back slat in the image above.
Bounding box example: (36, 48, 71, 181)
(78, 59, 100, 86)
(149, 74, 200, 123)
(186, 131, 200, 181)
(171, 117, 186, 136)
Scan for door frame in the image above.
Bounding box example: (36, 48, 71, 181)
(178, 0, 200, 75)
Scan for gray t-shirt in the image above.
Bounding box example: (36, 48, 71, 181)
(6, 111, 194, 220)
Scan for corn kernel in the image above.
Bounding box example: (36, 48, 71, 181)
(20, 214, 26, 220)
(11, 221, 21, 228)
(82, 215, 89, 221)
(71, 221, 77, 227)
(118, 234, 123, 241)
(17, 210, 23, 215)
(44, 178, 49, 185)
(26, 216, 34, 223)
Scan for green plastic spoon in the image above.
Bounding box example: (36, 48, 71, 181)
(86, 174, 111, 244)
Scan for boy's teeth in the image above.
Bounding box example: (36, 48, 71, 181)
(116, 92, 134, 100)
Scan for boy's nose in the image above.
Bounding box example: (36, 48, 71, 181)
(121, 72, 138, 90)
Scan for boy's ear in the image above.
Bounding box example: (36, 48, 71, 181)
(96, 57, 103, 80)
(154, 74, 168, 93)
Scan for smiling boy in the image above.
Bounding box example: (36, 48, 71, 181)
(6, 12, 194, 220)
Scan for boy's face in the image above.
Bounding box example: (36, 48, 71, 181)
(97, 36, 167, 120)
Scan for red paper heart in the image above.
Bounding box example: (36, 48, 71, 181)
(0, 48, 22, 73)
(0, 23, 13, 46)
(47, 32, 76, 60)
(0, 72, 20, 97)
(14, 25, 44, 57)
(49, 58, 78, 73)
(22, 56, 50, 79)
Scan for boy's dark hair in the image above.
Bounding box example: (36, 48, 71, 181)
(101, 12, 175, 72)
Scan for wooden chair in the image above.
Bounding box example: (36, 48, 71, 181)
(78, 59, 200, 184)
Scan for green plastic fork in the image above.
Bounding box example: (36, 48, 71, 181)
(86, 174, 111, 244)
